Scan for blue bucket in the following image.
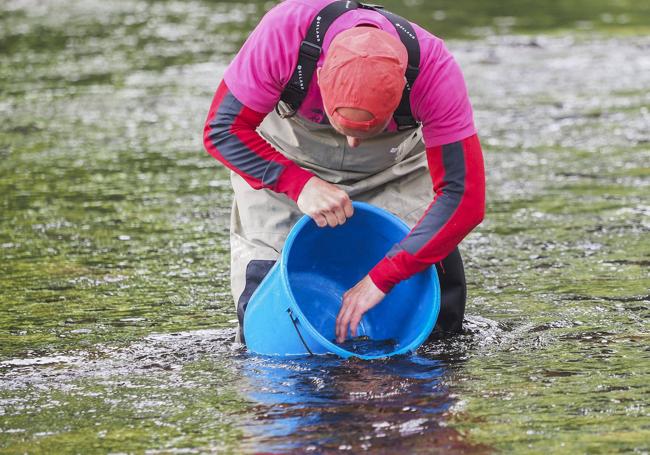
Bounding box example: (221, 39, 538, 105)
(243, 201, 440, 359)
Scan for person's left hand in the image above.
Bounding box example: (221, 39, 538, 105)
(335, 275, 386, 343)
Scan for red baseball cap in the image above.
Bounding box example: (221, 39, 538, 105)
(319, 27, 408, 132)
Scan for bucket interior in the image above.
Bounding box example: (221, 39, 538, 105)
(284, 205, 436, 356)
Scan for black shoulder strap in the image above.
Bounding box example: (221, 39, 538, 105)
(278, 0, 360, 116)
(370, 7, 420, 130)
(278, 1, 420, 130)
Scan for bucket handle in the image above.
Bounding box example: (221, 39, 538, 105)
(286, 308, 314, 356)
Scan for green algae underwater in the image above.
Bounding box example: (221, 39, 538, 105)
(1, 0, 649, 453)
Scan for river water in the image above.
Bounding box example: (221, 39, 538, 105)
(1, 0, 649, 453)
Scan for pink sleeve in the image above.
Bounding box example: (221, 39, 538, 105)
(411, 39, 476, 147)
(223, 2, 312, 114)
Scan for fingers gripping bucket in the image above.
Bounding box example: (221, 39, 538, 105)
(243, 202, 440, 359)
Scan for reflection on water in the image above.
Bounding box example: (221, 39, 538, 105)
(240, 354, 469, 453)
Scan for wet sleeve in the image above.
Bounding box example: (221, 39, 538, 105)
(368, 134, 485, 293)
(203, 80, 315, 201)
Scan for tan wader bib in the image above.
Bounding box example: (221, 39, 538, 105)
(230, 111, 434, 324)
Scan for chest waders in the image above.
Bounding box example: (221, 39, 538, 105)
(230, 1, 467, 344)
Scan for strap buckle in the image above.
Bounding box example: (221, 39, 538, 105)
(275, 100, 297, 119)
(394, 115, 419, 131)
(299, 40, 322, 61)
(359, 3, 384, 9)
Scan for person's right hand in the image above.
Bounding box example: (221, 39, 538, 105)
(297, 176, 354, 228)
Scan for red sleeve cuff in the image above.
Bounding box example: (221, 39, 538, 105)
(369, 250, 434, 294)
(368, 256, 403, 294)
(274, 164, 315, 202)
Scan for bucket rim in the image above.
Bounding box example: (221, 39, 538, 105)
(280, 201, 440, 360)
